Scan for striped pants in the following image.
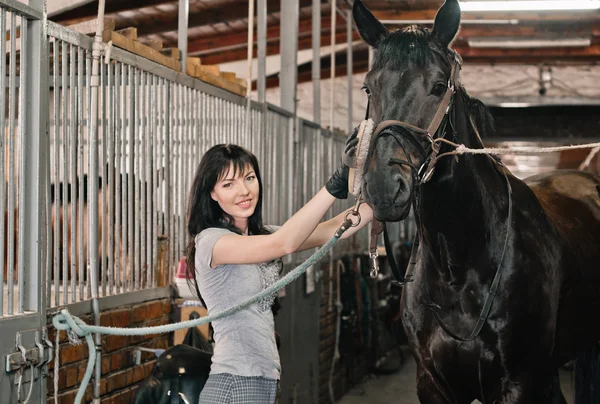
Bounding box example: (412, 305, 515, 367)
(199, 373, 279, 404)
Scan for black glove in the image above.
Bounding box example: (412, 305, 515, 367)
(325, 127, 360, 199)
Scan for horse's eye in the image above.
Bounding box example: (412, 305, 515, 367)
(431, 82, 447, 97)
(361, 85, 371, 96)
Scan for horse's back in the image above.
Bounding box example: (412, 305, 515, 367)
(524, 169, 600, 242)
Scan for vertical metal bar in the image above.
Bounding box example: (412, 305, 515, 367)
(120, 63, 127, 292)
(257, 0, 266, 103)
(330, 0, 336, 132)
(165, 83, 172, 279)
(108, 61, 115, 295)
(151, 74, 157, 287)
(0, 8, 6, 315)
(134, 69, 141, 290)
(280, 0, 299, 114)
(61, 41, 68, 304)
(70, 43, 77, 303)
(114, 62, 122, 294)
(178, 0, 189, 73)
(177, 85, 184, 266)
(312, 0, 321, 124)
(16, 16, 27, 313)
(100, 59, 107, 297)
(85, 51, 92, 299)
(78, 47, 84, 300)
(7, 11, 17, 315)
(53, 39, 60, 307)
(127, 65, 134, 291)
(347, 9, 353, 134)
(139, 71, 146, 289)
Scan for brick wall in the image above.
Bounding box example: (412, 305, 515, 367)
(318, 257, 370, 404)
(47, 298, 171, 403)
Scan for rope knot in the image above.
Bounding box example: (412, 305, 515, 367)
(456, 144, 467, 154)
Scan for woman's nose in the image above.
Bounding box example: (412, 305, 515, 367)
(238, 182, 250, 195)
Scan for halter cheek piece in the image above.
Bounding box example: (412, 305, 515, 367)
(360, 50, 462, 288)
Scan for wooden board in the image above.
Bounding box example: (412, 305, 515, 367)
(144, 39, 163, 51)
(160, 47, 181, 60)
(102, 29, 181, 71)
(173, 303, 210, 345)
(67, 17, 115, 35)
(115, 27, 137, 40)
(187, 63, 247, 97)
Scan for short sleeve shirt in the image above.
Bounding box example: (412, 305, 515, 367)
(194, 226, 282, 379)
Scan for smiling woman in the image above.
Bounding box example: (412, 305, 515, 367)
(183, 141, 373, 404)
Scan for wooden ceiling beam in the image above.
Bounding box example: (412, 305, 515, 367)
(186, 15, 347, 54)
(199, 30, 361, 65)
(51, 0, 174, 24)
(137, 0, 318, 37)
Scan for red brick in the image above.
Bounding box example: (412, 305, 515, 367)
(101, 355, 111, 375)
(146, 301, 164, 320)
(105, 335, 128, 352)
(60, 344, 87, 365)
(101, 308, 131, 328)
(131, 305, 148, 323)
(65, 364, 78, 388)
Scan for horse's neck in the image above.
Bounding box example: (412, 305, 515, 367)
(419, 108, 506, 279)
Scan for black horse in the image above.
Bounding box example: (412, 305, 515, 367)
(353, 0, 600, 402)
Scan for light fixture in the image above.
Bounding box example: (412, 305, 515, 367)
(468, 37, 592, 48)
(379, 19, 520, 25)
(459, 1, 600, 12)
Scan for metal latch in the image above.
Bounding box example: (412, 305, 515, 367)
(5, 333, 40, 373)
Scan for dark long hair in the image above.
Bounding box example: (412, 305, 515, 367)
(185, 144, 271, 304)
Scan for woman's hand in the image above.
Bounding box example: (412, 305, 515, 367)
(325, 127, 360, 199)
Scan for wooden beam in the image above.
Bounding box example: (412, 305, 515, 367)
(198, 30, 359, 65)
(137, 0, 319, 37)
(66, 17, 116, 35)
(187, 15, 346, 54)
(50, 0, 174, 23)
(102, 29, 181, 71)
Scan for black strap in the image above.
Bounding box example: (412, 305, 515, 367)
(422, 165, 513, 342)
(383, 222, 412, 290)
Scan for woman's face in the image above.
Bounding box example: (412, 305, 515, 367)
(210, 162, 259, 228)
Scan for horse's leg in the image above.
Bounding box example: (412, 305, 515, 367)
(415, 366, 453, 404)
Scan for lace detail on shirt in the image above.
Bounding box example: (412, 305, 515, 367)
(257, 259, 282, 312)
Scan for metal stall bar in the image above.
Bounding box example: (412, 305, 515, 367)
(107, 58, 115, 295)
(69, 42, 77, 303)
(0, 8, 5, 316)
(6, 11, 17, 315)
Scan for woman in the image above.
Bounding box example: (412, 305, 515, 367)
(186, 136, 372, 404)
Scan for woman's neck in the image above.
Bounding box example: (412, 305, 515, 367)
(233, 219, 249, 235)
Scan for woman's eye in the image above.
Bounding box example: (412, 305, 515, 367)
(432, 83, 447, 96)
(223, 183, 231, 188)
(246, 175, 255, 182)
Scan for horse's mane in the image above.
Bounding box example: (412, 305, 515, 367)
(373, 25, 496, 140)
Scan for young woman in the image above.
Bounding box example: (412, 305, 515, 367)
(186, 136, 373, 404)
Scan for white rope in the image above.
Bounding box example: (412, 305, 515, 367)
(455, 142, 600, 156)
(54, 331, 60, 404)
(579, 146, 600, 171)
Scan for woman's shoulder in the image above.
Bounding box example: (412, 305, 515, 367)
(194, 227, 234, 246)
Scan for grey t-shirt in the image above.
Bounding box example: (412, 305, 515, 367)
(194, 226, 282, 379)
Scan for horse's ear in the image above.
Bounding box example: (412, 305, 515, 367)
(432, 0, 461, 48)
(353, 0, 389, 48)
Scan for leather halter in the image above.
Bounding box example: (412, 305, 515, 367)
(365, 50, 462, 288)
(362, 49, 514, 342)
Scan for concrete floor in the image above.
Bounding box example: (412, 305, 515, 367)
(338, 348, 575, 404)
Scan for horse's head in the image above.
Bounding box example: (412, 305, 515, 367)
(354, 0, 462, 221)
